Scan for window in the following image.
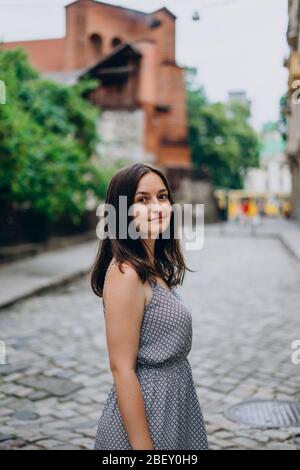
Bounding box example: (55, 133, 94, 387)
(111, 37, 122, 48)
(89, 33, 103, 61)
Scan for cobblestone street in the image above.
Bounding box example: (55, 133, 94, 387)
(1, 224, 300, 450)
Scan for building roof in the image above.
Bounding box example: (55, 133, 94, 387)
(80, 42, 142, 78)
(65, 0, 147, 16)
(151, 7, 177, 20)
(41, 43, 142, 85)
(65, 1, 177, 20)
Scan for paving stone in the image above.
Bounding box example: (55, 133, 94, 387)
(18, 445, 43, 450)
(267, 442, 298, 450)
(51, 444, 82, 450)
(51, 409, 78, 419)
(0, 363, 30, 377)
(231, 437, 261, 449)
(70, 437, 93, 449)
(18, 375, 83, 397)
(214, 430, 234, 439)
(27, 391, 51, 401)
(35, 439, 68, 449)
(0, 433, 14, 442)
(13, 410, 40, 421)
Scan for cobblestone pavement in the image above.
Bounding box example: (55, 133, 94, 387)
(1, 228, 300, 450)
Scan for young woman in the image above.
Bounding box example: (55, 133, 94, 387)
(90, 163, 208, 450)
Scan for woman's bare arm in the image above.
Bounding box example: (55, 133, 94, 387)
(103, 262, 154, 450)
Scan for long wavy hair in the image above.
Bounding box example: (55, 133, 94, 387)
(90, 163, 193, 297)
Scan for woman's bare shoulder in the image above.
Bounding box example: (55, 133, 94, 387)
(109, 260, 139, 280)
(103, 262, 146, 319)
(104, 260, 143, 299)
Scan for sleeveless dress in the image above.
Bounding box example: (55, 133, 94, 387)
(93, 263, 209, 450)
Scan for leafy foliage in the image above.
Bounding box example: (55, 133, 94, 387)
(185, 67, 260, 189)
(278, 93, 288, 142)
(0, 47, 111, 223)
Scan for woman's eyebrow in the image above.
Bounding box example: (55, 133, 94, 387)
(135, 189, 168, 196)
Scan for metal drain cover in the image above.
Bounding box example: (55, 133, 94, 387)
(224, 399, 300, 428)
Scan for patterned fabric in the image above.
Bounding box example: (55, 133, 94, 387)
(94, 265, 208, 450)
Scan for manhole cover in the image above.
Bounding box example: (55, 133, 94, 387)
(224, 399, 300, 428)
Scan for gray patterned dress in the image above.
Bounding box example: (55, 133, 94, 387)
(94, 267, 208, 450)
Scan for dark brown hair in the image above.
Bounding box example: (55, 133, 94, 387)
(90, 163, 193, 297)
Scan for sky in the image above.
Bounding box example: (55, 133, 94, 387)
(0, 0, 289, 130)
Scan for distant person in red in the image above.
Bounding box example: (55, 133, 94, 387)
(242, 198, 250, 217)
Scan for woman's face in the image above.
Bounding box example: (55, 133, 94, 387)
(132, 172, 172, 238)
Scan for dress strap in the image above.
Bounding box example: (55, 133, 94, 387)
(148, 278, 157, 288)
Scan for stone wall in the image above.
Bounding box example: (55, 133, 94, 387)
(96, 109, 156, 165)
(175, 177, 219, 224)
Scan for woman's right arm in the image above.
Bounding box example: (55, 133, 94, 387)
(103, 262, 155, 450)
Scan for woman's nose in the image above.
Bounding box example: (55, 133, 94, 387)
(150, 200, 162, 211)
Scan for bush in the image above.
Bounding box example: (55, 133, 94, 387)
(0, 47, 109, 226)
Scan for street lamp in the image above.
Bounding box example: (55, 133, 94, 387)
(192, 10, 200, 21)
(193, 10, 200, 21)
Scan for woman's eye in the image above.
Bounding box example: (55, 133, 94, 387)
(137, 194, 168, 203)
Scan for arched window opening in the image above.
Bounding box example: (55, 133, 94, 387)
(89, 33, 103, 62)
(111, 37, 122, 49)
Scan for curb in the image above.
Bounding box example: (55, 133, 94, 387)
(0, 269, 91, 311)
(277, 232, 300, 264)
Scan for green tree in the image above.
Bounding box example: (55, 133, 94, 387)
(278, 92, 288, 142)
(185, 67, 260, 189)
(0, 47, 110, 224)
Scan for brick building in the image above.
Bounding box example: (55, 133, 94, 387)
(1, 0, 192, 188)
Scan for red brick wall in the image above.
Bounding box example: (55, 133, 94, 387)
(0, 38, 66, 72)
